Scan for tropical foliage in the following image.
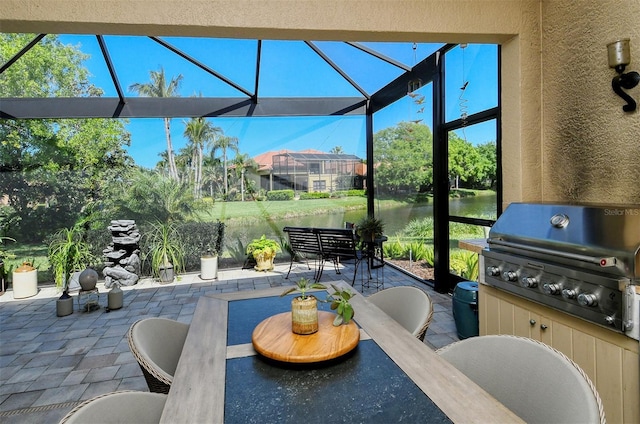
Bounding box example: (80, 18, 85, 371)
(374, 121, 496, 193)
(47, 222, 96, 289)
(0, 33, 133, 242)
(129, 67, 183, 180)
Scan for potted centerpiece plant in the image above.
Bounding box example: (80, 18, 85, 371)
(246, 235, 280, 271)
(145, 221, 185, 284)
(281, 277, 326, 335)
(47, 223, 97, 316)
(326, 284, 355, 326)
(200, 220, 225, 280)
(357, 216, 385, 242)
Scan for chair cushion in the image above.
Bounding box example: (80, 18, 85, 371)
(60, 391, 167, 423)
(131, 318, 189, 381)
(437, 335, 603, 424)
(368, 286, 432, 338)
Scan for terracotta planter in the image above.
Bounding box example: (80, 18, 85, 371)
(291, 296, 319, 335)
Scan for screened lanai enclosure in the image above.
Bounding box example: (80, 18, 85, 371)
(1, 34, 500, 292)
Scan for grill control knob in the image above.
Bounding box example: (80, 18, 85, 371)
(502, 270, 518, 282)
(520, 277, 538, 288)
(605, 315, 615, 325)
(486, 266, 501, 277)
(562, 288, 577, 299)
(578, 293, 598, 307)
(543, 283, 562, 295)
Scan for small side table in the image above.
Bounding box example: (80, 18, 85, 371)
(361, 236, 387, 291)
(77, 288, 100, 312)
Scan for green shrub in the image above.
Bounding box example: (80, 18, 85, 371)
(383, 238, 404, 259)
(401, 217, 434, 239)
(178, 221, 226, 272)
(266, 190, 295, 201)
(405, 242, 434, 265)
(450, 250, 479, 281)
(299, 192, 330, 200)
(342, 189, 366, 197)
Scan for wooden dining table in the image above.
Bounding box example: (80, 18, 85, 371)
(159, 281, 522, 423)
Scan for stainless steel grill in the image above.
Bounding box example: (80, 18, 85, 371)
(482, 203, 640, 338)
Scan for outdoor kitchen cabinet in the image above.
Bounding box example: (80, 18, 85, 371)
(479, 284, 639, 424)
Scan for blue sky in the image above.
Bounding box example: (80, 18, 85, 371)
(58, 35, 498, 169)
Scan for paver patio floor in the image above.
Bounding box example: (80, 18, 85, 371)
(0, 261, 459, 423)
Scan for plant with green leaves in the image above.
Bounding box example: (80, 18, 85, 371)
(246, 235, 280, 262)
(450, 250, 479, 281)
(280, 277, 326, 300)
(326, 284, 355, 326)
(357, 216, 385, 241)
(144, 221, 185, 280)
(0, 236, 16, 261)
(47, 224, 96, 290)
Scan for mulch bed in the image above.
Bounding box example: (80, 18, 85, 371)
(386, 259, 435, 281)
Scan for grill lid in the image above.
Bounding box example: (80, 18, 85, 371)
(488, 203, 640, 279)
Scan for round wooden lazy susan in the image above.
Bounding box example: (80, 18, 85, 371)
(251, 311, 360, 363)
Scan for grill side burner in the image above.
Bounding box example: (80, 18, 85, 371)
(482, 203, 640, 338)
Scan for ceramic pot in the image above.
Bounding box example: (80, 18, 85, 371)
(12, 262, 38, 299)
(254, 253, 274, 271)
(108, 286, 123, 310)
(200, 255, 218, 280)
(291, 296, 319, 335)
(158, 265, 174, 284)
(56, 292, 73, 316)
(79, 268, 99, 291)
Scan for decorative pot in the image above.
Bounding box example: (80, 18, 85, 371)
(158, 265, 174, 284)
(12, 262, 38, 299)
(78, 268, 99, 291)
(291, 296, 319, 335)
(56, 291, 73, 316)
(254, 253, 275, 272)
(200, 255, 218, 280)
(108, 286, 123, 310)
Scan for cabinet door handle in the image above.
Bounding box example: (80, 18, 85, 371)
(540, 324, 548, 330)
(529, 319, 536, 326)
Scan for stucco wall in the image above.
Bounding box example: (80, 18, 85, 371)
(541, 0, 640, 204)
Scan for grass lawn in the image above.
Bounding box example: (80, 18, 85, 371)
(195, 196, 375, 223)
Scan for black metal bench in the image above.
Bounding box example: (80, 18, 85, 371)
(283, 226, 362, 284)
(314, 227, 362, 284)
(283, 226, 322, 280)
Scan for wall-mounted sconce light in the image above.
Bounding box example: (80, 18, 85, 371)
(607, 38, 640, 112)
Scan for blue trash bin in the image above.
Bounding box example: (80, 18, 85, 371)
(452, 281, 479, 339)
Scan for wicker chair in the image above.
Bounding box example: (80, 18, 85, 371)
(367, 286, 433, 341)
(128, 317, 189, 394)
(59, 390, 167, 423)
(436, 335, 606, 424)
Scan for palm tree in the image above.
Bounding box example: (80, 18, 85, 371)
(213, 135, 239, 198)
(201, 155, 223, 199)
(231, 153, 258, 201)
(330, 146, 345, 154)
(129, 67, 183, 181)
(183, 117, 221, 198)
